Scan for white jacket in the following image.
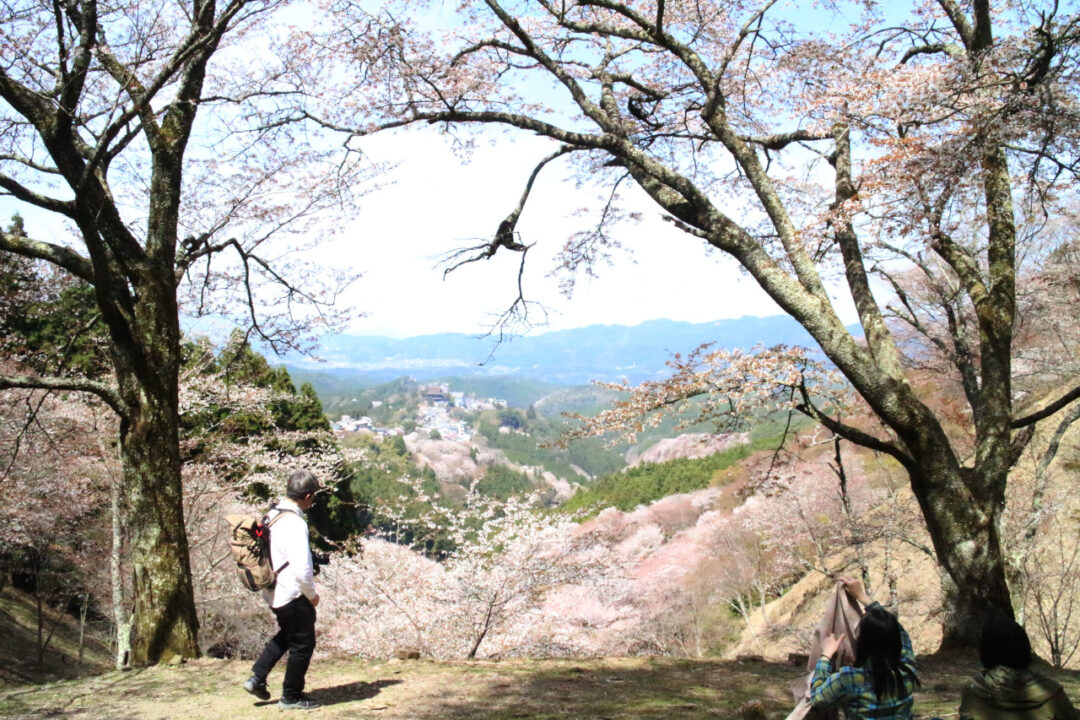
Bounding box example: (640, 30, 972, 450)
(261, 498, 317, 609)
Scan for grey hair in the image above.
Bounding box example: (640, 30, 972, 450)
(286, 469, 321, 500)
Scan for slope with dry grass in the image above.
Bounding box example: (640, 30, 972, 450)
(0, 586, 112, 687)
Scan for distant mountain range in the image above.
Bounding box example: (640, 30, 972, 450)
(283, 315, 827, 387)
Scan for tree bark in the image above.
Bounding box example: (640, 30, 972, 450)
(110, 463, 132, 670)
(113, 274, 199, 664)
(935, 525, 1013, 648)
(78, 593, 88, 668)
(903, 430, 1013, 648)
(122, 403, 199, 663)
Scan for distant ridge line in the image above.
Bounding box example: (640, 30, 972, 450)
(280, 314, 836, 387)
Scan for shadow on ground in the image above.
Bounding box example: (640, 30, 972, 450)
(398, 658, 801, 720)
(0, 588, 112, 688)
(249, 678, 403, 709)
(388, 654, 1080, 720)
(315, 678, 403, 707)
(3, 653, 1079, 720)
(0, 606, 109, 687)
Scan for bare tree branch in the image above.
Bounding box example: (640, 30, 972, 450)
(795, 380, 915, 471)
(0, 373, 121, 415)
(1012, 383, 1080, 428)
(0, 174, 77, 217)
(0, 154, 62, 174)
(0, 228, 95, 284)
(739, 129, 831, 150)
(831, 122, 906, 380)
(440, 146, 575, 277)
(899, 43, 963, 64)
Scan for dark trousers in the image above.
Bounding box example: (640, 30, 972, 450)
(251, 595, 316, 701)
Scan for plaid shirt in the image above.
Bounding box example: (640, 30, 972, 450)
(810, 603, 919, 720)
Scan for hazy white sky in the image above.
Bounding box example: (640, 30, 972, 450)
(312, 127, 792, 338)
(1, 2, 871, 343)
(316, 0, 876, 338)
(0, 126, 848, 340)
(0, 0, 877, 342)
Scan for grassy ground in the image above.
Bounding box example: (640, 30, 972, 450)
(3, 652, 1078, 720)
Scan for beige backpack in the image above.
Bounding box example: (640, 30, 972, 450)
(223, 507, 298, 591)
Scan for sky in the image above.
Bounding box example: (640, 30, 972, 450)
(0, 0, 866, 343)
(250, 0, 864, 339)
(0, 124, 851, 341)
(281, 127, 792, 339)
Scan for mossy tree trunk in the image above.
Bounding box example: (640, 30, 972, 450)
(112, 271, 199, 662)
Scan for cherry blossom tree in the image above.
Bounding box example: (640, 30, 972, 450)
(176, 337, 358, 658)
(308, 0, 1080, 646)
(0, 380, 111, 668)
(707, 517, 784, 637)
(318, 475, 631, 659)
(0, 0, 366, 662)
(993, 237, 1080, 667)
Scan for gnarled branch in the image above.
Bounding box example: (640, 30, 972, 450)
(0, 174, 77, 217)
(441, 146, 574, 277)
(0, 373, 122, 416)
(0, 228, 95, 284)
(795, 380, 915, 472)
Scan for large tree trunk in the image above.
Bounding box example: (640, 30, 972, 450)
(0, 0, 247, 667)
(904, 422, 1013, 648)
(122, 404, 199, 663)
(938, 554, 1012, 649)
(114, 276, 199, 664)
(935, 507, 1013, 649)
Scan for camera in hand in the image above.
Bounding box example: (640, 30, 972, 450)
(311, 552, 330, 576)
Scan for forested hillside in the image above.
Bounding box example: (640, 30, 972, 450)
(5, 233, 1080, 681)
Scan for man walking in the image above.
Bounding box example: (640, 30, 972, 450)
(244, 469, 322, 709)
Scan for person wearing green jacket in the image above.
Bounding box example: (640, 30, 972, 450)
(959, 617, 1080, 720)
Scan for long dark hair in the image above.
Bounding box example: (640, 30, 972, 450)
(854, 606, 919, 700)
(979, 616, 1032, 670)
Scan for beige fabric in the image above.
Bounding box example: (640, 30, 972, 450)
(785, 583, 865, 720)
(224, 512, 289, 591)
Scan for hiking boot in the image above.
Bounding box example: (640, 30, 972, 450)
(243, 675, 270, 701)
(278, 694, 319, 710)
